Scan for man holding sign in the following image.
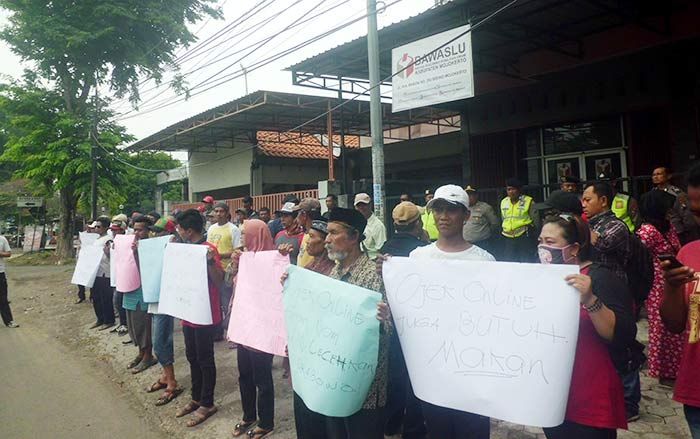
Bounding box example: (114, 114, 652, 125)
(290, 207, 391, 439)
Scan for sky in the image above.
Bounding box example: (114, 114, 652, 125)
(0, 0, 435, 159)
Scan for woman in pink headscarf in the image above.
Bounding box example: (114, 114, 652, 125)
(230, 220, 277, 438)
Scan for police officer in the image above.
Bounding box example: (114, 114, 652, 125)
(421, 189, 439, 242)
(500, 178, 536, 262)
(599, 173, 640, 232)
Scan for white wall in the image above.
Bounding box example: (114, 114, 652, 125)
(188, 147, 253, 197)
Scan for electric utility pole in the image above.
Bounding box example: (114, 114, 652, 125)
(367, 0, 385, 222)
(90, 83, 98, 220)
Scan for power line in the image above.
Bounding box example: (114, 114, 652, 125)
(101, 0, 519, 172)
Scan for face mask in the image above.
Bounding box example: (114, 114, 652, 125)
(538, 244, 576, 265)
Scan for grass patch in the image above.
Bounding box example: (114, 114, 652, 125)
(7, 250, 74, 266)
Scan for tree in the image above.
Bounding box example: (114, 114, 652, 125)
(120, 152, 183, 214)
(0, 0, 220, 258)
(0, 80, 129, 257)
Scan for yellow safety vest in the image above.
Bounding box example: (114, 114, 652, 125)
(501, 195, 534, 238)
(611, 193, 635, 232)
(421, 210, 439, 241)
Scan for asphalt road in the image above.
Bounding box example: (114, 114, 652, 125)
(0, 322, 164, 439)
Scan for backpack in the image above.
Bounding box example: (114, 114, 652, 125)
(626, 233, 654, 304)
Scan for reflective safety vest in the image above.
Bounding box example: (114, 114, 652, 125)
(501, 195, 534, 238)
(612, 193, 635, 232)
(421, 210, 439, 241)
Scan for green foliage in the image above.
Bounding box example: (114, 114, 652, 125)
(119, 152, 182, 214)
(0, 0, 221, 108)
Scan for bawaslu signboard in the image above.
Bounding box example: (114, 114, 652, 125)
(391, 25, 474, 113)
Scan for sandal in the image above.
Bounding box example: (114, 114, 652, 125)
(127, 356, 143, 369)
(147, 380, 168, 393)
(186, 405, 218, 427)
(131, 358, 158, 374)
(232, 420, 257, 437)
(176, 400, 200, 418)
(247, 427, 274, 438)
(155, 387, 184, 406)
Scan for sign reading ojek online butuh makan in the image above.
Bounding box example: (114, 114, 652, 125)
(383, 257, 580, 428)
(283, 265, 382, 417)
(391, 24, 474, 113)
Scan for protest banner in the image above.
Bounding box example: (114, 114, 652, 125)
(382, 257, 580, 428)
(228, 250, 290, 356)
(70, 245, 104, 287)
(158, 243, 212, 325)
(284, 265, 382, 417)
(79, 232, 99, 246)
(109, 247, 117, 287)
(137, 236, 171, 303)
(113, 234, 141, 293)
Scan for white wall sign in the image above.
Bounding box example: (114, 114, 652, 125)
(382, 257, 580, 428)
(391, 25, 474, 113)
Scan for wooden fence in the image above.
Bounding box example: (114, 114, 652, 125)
(171, 189, 319, 213)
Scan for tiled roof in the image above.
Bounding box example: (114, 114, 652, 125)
(256, 131, 360, 160)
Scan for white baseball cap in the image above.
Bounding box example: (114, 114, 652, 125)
(427, 184, 470, 211)
(353, 193, 371, 206)
(279, 202, 296, 214)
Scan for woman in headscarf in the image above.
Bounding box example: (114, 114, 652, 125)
(230, 219, 276, 439)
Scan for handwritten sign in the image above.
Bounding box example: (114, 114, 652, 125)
(137, 236, 171, 303)
(284, 265, 382, 417)
(71, 245, 104, 288)
(382, 257, 580, 428)
(228, 251, 290, 356)
(113, 234, 141, 293)
(158, 243, 212, 325)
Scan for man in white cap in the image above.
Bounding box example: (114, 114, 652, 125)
(354, 193, 386, 260)
(405, 184, 494, 437)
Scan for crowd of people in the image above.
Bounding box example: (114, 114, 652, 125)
(7, 160, 693, 439)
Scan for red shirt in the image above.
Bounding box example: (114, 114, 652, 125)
(182, 241, 223, 328)
(564, 266, 627, 430)
(673, 241, 700, 407)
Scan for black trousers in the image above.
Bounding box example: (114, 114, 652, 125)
(385, 332, 427, 438)
(183, 325, 217, 407)
(294, 392, 384, 439)
(0, 272, 14, 325)
(77, 284, 86, 301)
(91, 276, 114, 325)
(500, 233, 536, 263)
(421, 403, 490, 439)
(238, 346, 275, 430)
(543, 421, 617, 439)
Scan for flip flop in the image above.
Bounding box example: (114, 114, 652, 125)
(232, 420, 257, 437)
(155, 387, 184, 406)
(127, 356, 143, 369)
(186, 406, 218, 427)
(247, 427, 274, 438)
(147, 380, 168, 393)
(131, 358, 158, 374)
(176, 401, 200, 418)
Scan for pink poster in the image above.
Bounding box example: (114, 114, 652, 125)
(114, 234, 141, 293)
(227, 250, 290, 356)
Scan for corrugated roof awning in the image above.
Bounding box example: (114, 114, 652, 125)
(128, 90, 458, 152)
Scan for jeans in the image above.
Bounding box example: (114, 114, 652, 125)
(183, 325, 216, 407)
(238, 346, 275, 430)
(152, 313, 174, 366)
(620, 369, 641, 416)
(685, 405, 700, 439)
(0, 273, 14, 325)
(91, 276, 114, 325)
(385, 332, 427, 438)
(113, 290, 127, 326)
(544, 421, 616, 438)
(421, 402, 490, 439)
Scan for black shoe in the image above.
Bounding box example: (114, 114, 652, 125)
(75, 298, 85, 304)
(90, 321, 104, 329)
(99, 323, 116, 331)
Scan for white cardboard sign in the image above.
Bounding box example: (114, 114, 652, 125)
(71, 245, 104, 288)
(382, 257, 580, 428)
(158, 243, 212, 325)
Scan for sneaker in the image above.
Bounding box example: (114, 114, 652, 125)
(110, 325, 120, 333)
(6, 321, 19, 328)
(117, 325, 129, 336)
